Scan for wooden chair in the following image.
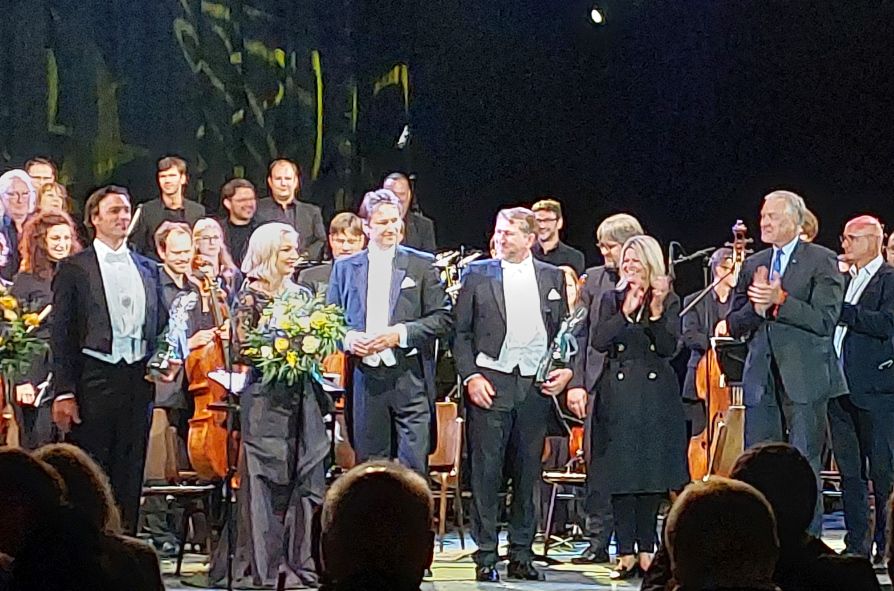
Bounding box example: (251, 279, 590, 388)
(541, 425, 587, 559)
(428, 400, 466, 551)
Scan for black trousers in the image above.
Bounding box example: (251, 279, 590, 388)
(466, 368, 550, 566)
(352, 358, 430, 474)
(611, 493, 664, 555)
(828, 395, 894, 556)
(745, 363, 827, 536)
(69, 356, 153, 534)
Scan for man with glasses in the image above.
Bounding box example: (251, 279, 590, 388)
(829, 215, 894, 563)
(219, 177, 259, 267)
(298, 212, 366, 294)
(24, 157, 58, 190)
(530, 198, 585, 275)
(0, 169, 37, 279)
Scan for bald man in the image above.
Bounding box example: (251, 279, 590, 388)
(382, 173, 436, 252)
(830, 215, 894, 562)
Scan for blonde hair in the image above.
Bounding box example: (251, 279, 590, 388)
(193, 217, 239, 289)
(241, 222, 299, 285)
(617, 234, 665, 290)
(596, 213, 643, 245)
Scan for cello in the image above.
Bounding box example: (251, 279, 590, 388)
(686, 221, 750, 480)
(186, 259, 236, 480)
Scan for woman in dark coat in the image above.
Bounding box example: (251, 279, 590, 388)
(8, 211, 82, 449)
(590, 234, 688, 579)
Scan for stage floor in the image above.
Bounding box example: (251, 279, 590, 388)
(162, 512, 892, 590)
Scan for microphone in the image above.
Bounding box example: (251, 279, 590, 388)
(397, 125, 410, 149)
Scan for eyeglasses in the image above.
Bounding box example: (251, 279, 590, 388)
(535, 217, 558, 224)
(197, 235, 222, 243)
(3, 191, 29, 202)
(839, 234, 878, 244)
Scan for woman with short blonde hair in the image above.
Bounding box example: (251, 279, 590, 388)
(240, 222, 300, 289)
(616, 234, 666, 293)
(193, 217, 241, 296)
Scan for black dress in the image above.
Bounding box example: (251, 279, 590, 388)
(209, 282, 329, 589)
(590, 289, 689, 494)
(9, 270, 55, 449)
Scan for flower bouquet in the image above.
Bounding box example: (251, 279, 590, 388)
(243, 290, 347, 387)
(0, 289, 50, 379)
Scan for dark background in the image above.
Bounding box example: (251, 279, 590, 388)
(2, 0, 894, 295)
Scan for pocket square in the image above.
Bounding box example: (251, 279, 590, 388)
(401, 277, 417, 289)
(547, 288, 562, 301)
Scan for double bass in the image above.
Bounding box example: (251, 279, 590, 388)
(186, 261, 236, 480)
(686, 221, 750, 480)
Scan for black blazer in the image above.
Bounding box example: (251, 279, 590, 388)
(296, 262, 332, 296)
(129, 198, 207, 260)
(453, 257, 568, 382)
(569, 265, 618, 392)
(256, 197, 327, 261)
(840, 262, 894, 409)
(728, 240, 846, 405)
(403, 212, 437, 253)
(51, 246, 166, 398)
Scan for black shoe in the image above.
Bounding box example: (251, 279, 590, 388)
(609, 562, 642, 581)
(872, 552, 886, 571)
(475, 565, 499, 583)
(507, 561, 544, 581)
(571, 547, 611, 565)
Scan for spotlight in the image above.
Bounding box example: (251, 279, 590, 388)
(590, 4, 605, 25)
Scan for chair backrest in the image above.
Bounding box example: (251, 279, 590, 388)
(429, 400, 462, 470)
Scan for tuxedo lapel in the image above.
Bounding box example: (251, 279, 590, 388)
(86, 247, 111, 318)
(390, 248, 409, 322)
(488, 260, 507, 323)
(351, 251, 369, 328)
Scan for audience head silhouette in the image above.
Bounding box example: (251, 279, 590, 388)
(0, 448, 65, 557)
(321, 461, 434, 590)
(730, 442, 816, 544)
(666, 477, 779, 591)
(34, 443, 123, 534)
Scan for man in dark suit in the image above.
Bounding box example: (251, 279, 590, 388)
(51, 185, 166, 534)
(382, 172, 436, 252)
(728, 190, 846, 535)
(830, 215, 894, 561)
(256, 159, 327, 260)
(565, 212, 643, 564)
(218, 177, 259, 267)
(297, 212, 365, 295)
(327, 190, 451, 474)
(129, 155, 206, 260)
(454, 207, 573, 582)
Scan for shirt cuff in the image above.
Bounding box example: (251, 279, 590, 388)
(463, 373, 482, 386)
(394, 324, 408, 348)
(55, 393, 76, 401)
(344, 330, 365, 353)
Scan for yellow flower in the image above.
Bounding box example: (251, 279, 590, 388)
(244, 347, 259, 357)
(302, 335, 321, 355)
(279, 319, 293, 331)
(3, 309, 17, 322)
(0, 296, 17, 311)
(274, 337, 290, 353)
(286, 351, 299, 367)
(296, 316, 311, 331)
(22, 313, 40, 328)
(260, 345, 273, 359)
(309, 311, 327, 329)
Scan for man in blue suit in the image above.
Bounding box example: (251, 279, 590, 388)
(327, 189, 452, 473)
(830, 215, 894, 562)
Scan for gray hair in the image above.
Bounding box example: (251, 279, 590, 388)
(764, 190, 806, 226)
(358, 188, 403, 221)
(0, 169, 38, 217)
(596, 213, 643, 245)
(241, 222, 300, 284)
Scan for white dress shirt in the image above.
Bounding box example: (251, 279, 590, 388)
(834, 255, 884, 357)
(475, 255, 548, 376)
(83, 238, 147, 364)
(344, 243, 408, 367)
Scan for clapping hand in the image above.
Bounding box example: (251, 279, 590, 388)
(649, 275, 671, 318)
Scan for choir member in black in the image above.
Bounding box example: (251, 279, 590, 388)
(589, 234, 688, 579)
(25, 157, 58, 190)
(8, 212, 82, 449)
(566, 212, 644, 565)
(192, 217, 243, 303)
(51, 185, 166, 534)
(382, 172, 437, 252)
(453, 207, 572, 583)
(0, 169, 37, 280)
(297, 212, 365, 295)
(129, 156, 206, 260)
(531, 199, 586, 275)
(256, 159, 327, 260)
(680, 248, 735, 431)
(219, 178, 259, 268)
(207, 222, 328, 588)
